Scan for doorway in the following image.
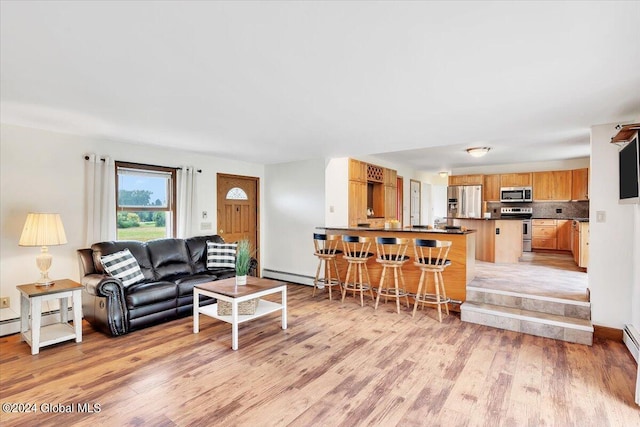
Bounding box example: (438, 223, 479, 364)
(216, 174, 260, 266)
(410, 179, 421, 226)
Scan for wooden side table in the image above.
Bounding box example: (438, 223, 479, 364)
(17, 279, 84, 355)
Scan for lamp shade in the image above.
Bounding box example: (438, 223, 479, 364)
(19, 213, 68, 247)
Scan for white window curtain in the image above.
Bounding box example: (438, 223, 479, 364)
(177, 166, 196, 238)
(84, 154, 116, 245)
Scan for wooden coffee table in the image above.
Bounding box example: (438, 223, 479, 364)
(193, 276, 287, 350)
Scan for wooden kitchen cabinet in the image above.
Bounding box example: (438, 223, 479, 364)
(384, 185, 397, 220)
(533, 170, 572, 201)
(349, 158, 366, 182)
(483, 174, 500, 202)
(348, 158, 398, 226)
(571, 168, 589, 201)
(532, 219, 557, 250)
(348, 180, 367, 226)
(448, 174, 483, 186)
(384, 168, 397, 187)
(556, 219, 572, 251)
(572, 221, 589, 268)
(500, 173, 532, 187)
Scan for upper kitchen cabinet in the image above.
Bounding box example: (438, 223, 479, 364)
(349, 158, 367, 182)
(483, 174, 500, 202)
(348, 159, 398, 226)
(571, 168, 589, 201)
(384, 168, 397, 187)
(448, 174, 483, 186)
(500, 173, 532, 187)
(533, 170, 572, 201)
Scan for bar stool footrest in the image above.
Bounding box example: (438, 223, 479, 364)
(343, 283, 372, 292)
(415, 293, 451, 305)
(377, 288, 409, 297)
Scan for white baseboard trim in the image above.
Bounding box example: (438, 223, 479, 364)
(623, 324, 639, 363)
(0, 308, 74, 337)
(262, 269, 314, 286)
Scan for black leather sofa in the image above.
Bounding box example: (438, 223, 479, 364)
(77, 235, 256, 336)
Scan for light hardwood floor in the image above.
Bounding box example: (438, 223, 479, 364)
(471, 251, 589, 302)
(1, 284, 638, 427)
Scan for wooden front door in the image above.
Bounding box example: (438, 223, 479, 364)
(217, 174, 259, 263)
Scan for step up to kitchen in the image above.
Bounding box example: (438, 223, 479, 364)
(461, 301, 593, 345)
(466, 286, 591, 320)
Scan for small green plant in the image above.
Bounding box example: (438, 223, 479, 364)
(235, 239, 252, 276)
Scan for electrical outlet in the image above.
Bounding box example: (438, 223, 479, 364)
(0, 297, 9, 308)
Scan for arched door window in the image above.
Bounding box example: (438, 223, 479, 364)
(226, 187, 248, 200)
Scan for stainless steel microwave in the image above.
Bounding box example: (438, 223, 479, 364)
(500, 186, 532, 202)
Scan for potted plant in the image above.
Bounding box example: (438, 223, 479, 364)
(235, 238, 252, 285)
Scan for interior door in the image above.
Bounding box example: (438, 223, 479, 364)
(410, 179, 421, 226)
(217, 174, 259, 263)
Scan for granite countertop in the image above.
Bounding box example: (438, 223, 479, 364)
(319, 226, 475, 235)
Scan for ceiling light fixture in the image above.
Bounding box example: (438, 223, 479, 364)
(466, 147, 491, 158)
(439, 171, 448, 178)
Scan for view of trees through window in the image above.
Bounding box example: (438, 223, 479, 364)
(115, 162, 176, 241)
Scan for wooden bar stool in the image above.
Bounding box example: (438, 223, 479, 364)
(413, 238, 452, 322)
(312, 233, 343, 300)
(341, 235, 375, 306)
(374, 237, 411, 314)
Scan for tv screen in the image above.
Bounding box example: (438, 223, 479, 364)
(619, 134, 640, 204)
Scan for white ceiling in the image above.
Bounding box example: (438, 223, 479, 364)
(1, 1, 639, 172)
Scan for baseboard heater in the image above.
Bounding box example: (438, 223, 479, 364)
(262, 269, 315, 286)
(623, 324, 640, 363)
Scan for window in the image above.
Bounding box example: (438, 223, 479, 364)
(226, 187, 248, 200)
(115, 161, 176, 241)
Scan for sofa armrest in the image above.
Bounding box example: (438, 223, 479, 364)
(81, 274, 128, 336)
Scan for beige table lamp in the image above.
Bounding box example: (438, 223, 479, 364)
(19, 213, 68, 286)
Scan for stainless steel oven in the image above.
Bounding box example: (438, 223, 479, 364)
(501, 207, 533, 252)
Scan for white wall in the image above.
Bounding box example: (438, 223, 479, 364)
(263, 159, 326, 281)
(325, 157, 348, 226)
(590, 123, 636, 328)
(0, 123, 265, 318)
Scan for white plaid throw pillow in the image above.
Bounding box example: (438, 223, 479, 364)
(206, 241, 237, 269)
(100, 248, 145, 286)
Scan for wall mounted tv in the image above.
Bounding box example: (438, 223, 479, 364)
(619, 132, 640, 204)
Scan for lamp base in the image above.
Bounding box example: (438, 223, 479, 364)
(35, 248, 54, 286)
(35, 274, 55, 287)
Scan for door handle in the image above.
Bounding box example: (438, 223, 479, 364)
(219, 229, 224, 233)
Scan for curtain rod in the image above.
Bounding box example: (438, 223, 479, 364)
(83, 156, 202, 173)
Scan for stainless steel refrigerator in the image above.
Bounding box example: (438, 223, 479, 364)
(447, 185, 482, 219)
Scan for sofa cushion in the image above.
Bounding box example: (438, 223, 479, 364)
(186, 235, 223, 273)
(146, 238, 193, 280)
(100, 249, 146, 286)
(206, 267, 236, 280)
(125, 281, 177, 308)
(206, 241, 236, 269)
(175, 273, 218, 296)
(92, 240, 155, 281)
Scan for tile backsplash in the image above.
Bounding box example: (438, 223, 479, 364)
(487, 201, 589, 219)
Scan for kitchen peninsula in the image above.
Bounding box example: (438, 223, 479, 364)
(452, 218, 523, 264)
(321, 226, 476, 306)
